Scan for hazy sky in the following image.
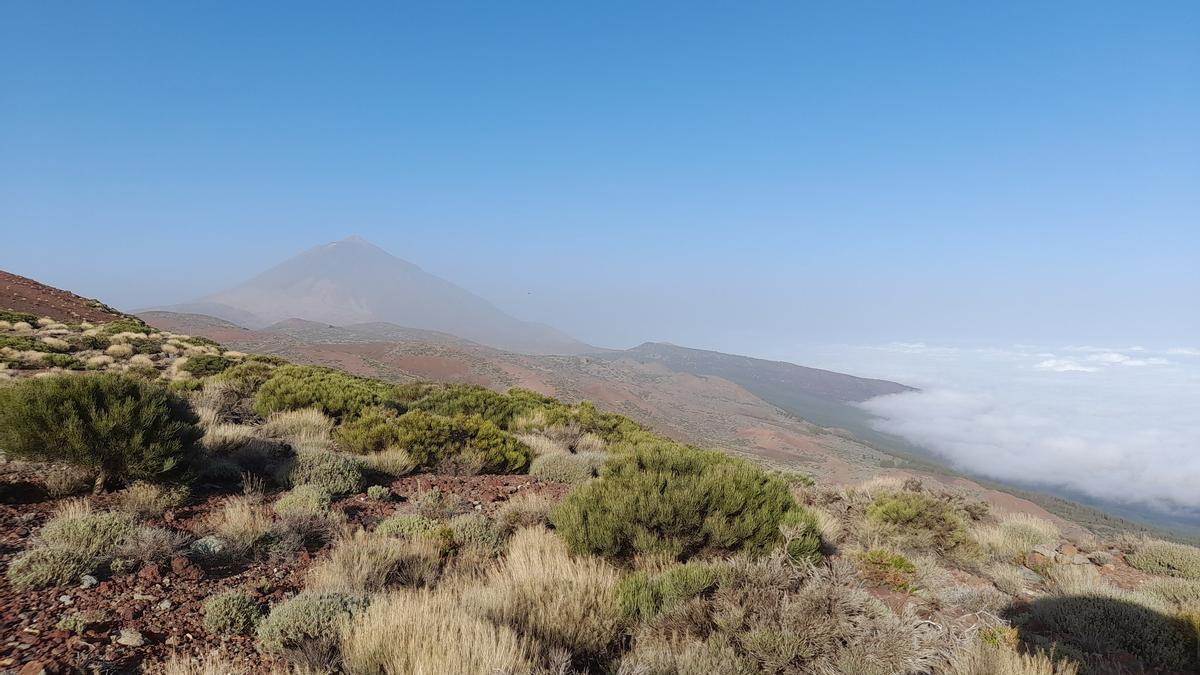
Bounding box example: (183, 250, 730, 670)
(2, 2, 1197, 354)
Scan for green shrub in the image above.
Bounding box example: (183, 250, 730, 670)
(217, 359, 279, 391)
(550, 441, 801, 560)
(40, 505, 137, 559)
(203, 590, 261, 635)
(854, 549, 917, 591)
(0, 335, 40, 351)
(6, 546, 93, 591)
(865, 491, 970, 554)
(1128, 540, 1200, 579)
(41, 353, 84, 369)
(1143, 577, 1200, 609)
(533, 401, 644, 443)
(779, 508, 823, 564)
(410, 384, 530, 427)
(70, 333, 111, 350)
(99, 320, 152, 335)
(284, 451, 364, 496)
(463, 418, 531, 473)
(366, 485, 391, 501)
(0, 310, 38, 324)
(181, 335, 221, 348)
(529, 451, 605, 484)
(388, 410, 531, 473)
(257, 591, 367, 657)
(618, 561, 722, 621)
(385, 410, 468, 462)
(335, 406, 405, 453)
(274, 485, 333, 516)
(181, 354, 235, 377)
(0, 373, 201, 490)
(254, 365, 400, 419)
(127, 337, 162, 355)
(448, 513, 500, 551)
(377, 514, 438, 539)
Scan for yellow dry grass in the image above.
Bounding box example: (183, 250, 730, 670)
(473, 526, 623, 657)
(341, 589, 532, 675)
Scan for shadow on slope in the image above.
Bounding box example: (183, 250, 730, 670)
(1007, 595, 1199, 673)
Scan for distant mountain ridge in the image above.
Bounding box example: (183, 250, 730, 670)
(615, 342, 914, 402)
(150, 236, 592, 355)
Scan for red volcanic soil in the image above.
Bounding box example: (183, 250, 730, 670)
(0, 271, 130, 324)
(0, 470, 567, 673)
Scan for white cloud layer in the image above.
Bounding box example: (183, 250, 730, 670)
(792, 343, 1200, 518)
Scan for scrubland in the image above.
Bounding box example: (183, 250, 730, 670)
(1, 314, 1197, 674)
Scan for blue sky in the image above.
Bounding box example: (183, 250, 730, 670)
(1, 1, 1196, 352)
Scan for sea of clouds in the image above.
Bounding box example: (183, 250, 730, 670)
(793, 342, 1200, 518)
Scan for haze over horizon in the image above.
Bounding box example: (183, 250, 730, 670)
(2, 3, 1197, 522)
(2, 2, 1197, 354)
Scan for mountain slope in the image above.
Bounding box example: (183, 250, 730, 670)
(0, 270, 133, 324)
(155, 236, 592, 355)
(593, 342, 925, 449)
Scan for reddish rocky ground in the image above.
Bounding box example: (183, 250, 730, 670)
(0, 271, 130, 325)
(0, 470, 567, 674)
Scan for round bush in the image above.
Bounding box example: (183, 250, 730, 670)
(203, 590, 261, 635)
(448, 513, 500, 551)
(274, 485, 333, 516)
(0, 373, 202, 490)
(181, 354, 235, 377)
(285, 451, 364, 496)
(377, 514, 438, 539)
(865, 491, 969, 554)
(254, 365, 400, 419)
(386, 411, 531, 473)
(336, 406, 404, 454)
(550, 442, 802, 560)
(6, 546, 93, 591)
(257, 591, 367, 655)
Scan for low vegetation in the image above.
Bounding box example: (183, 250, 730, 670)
(3, 316, 1196, 674)
(551, 441, 808, 560)
(202, 590, 261, 635)
(0, 373, 202, 491)
(1127, 538, 1200, 579)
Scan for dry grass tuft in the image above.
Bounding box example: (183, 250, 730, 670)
(106, 343, 135, 358)
(341, 589, 532, 675)
(361, 447, 417, 477)
(516, 433, 570, 457)
(201, 423, 259, 454)
(494, 493, 555, 537)
(160, 651, 250, 675)
(474, 526, 623, 658)
(118, 481, 189, 520)
(129, 353, 155, 368)
(306, 529, 442, 593)
(262, 408, 335, 450)
(974, 513, 1060, 561)
(948, 640, 1079, 675)
(207, 496, 273, 558)
(1127, 539, 1200, 579)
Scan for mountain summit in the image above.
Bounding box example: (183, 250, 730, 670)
(158, 236, 592, 355)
